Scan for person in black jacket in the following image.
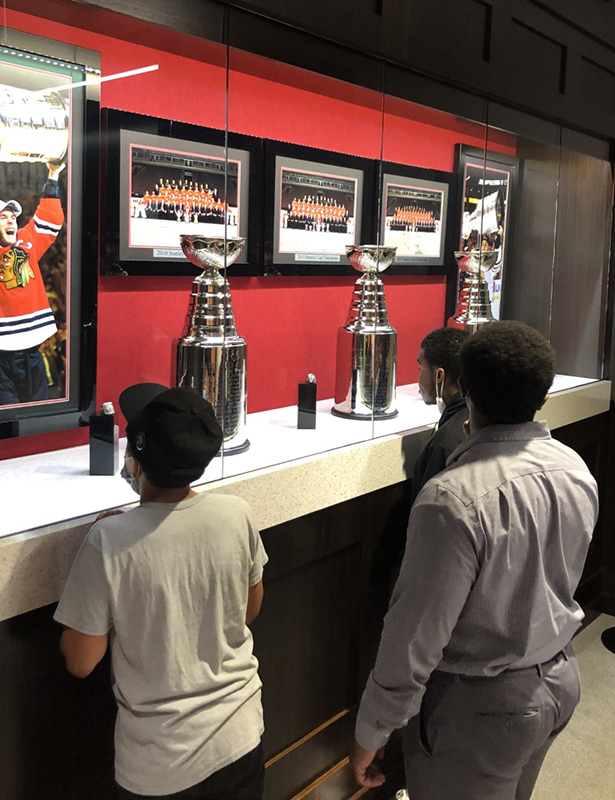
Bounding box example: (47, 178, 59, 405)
(410, 327, 470, 505)
(369, 327, 471, 795)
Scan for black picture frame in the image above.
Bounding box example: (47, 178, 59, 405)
(263, 140, 378, 276)
(0, 31, 99, 438)
(447, 144, 518, 321)
(102, 109, 263, 277)
(379, 161, 455, 276)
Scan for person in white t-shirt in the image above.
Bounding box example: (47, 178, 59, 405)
(55, 383, 268, 800)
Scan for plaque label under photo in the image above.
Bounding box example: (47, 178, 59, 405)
(295, 253, 341, 262)
(153, 248, 184, 258)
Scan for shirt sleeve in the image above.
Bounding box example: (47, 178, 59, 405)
(355, 483, 481, 750)
(53, 532, 112, 636)
(245, 504, 268, 586)
(22, 197, 64, 261)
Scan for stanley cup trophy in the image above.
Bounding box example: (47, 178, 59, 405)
(0, 85, 69, 163)
(332, 245, 398, 419)
(447, 250, 499, 332)
(176, 236, 249, 454)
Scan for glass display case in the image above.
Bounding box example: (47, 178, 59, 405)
(0, 2, 613, 540)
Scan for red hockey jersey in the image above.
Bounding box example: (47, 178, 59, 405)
(0, 198, 63, 351)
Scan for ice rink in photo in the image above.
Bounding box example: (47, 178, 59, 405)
(129, 216, 240, 249)
(279, 221, 355, 255)
(384, 223, 441, 257)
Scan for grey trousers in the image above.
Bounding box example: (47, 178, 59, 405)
(403, 648, 580, 800)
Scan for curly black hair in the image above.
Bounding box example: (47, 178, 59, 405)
(460, 321, 555, 424)
(421, 327, 470, 382)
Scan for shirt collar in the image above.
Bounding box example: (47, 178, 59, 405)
(447, 420, 551, 466)
(438, 392, 466, 425)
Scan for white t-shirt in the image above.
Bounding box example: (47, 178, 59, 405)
(54, 492, 268, 796)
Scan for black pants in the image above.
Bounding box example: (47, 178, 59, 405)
(115, 742, 264, 800)
(0, 347, 49, 405)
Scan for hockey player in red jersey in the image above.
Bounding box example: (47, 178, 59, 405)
(0, 162, 65, 406)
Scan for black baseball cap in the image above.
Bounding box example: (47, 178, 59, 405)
(119, 383, 223, 488)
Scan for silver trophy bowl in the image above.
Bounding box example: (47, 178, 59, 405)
(0, 85, 69, 163)
(447, 250, 499, 332)
(332, 245, 398, 420)
(180, 236, 245, 275)
(176, 235, 249, 454)
(346, 243, 397, 274)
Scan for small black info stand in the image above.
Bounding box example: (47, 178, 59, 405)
(298, 374, 317, 429)
(89, 403, 119, 476)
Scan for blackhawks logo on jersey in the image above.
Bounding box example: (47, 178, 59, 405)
(0, 247, 35, 290)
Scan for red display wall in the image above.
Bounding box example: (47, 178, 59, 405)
(0, 5, 515, 460)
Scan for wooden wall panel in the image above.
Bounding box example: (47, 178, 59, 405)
(550, 150, 613, 377)
(0, 606, 116, 800)
(552, 412, 611, 608)
(579, 58, 615, 118)
(253, 544, 362, 760)
(508, 19, 567, 97)
(263, 712, 354, 800)
(502, 140, 559, 335)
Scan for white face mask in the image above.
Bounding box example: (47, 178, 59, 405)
(121, 456, 140, 495)
(435, 370, 446, 415)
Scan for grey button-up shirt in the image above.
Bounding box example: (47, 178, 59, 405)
(356, 421, 598, 750)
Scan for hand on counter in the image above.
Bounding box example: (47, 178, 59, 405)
(350, 740, 386, 788)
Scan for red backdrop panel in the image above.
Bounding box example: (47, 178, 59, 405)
(1, 7, 513, 458)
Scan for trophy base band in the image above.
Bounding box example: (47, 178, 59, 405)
(330, 406, 399, 421)
(215, 438, 250, 456)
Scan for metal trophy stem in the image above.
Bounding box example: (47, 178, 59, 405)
(332, 245, 398, 420)
(0, 85, 69, 163)
(176, 235, 249, 454)
(447, 250, 499, 332)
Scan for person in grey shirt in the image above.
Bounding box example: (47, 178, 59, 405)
(351, 321, 598, 800)
(55, 384, 268, 800)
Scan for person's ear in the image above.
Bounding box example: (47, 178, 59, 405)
(130, 456, 143, 479)
(435, 367, 445, 387)
(537, 393, 549, 410)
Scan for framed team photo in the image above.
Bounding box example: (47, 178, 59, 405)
(103, 110, 263, 276)
(455, 145, 518, 320)
(264, 141, 377, 276)
(380, 164, 452, 271)
(0, 30, 98, 433)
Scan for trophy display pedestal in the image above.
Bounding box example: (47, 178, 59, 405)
(333, 245, 398, 420)
(331, 406, 399, 421)
(216, 439, 250, 456)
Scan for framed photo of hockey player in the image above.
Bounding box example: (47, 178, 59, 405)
(103, 110, 263, 276)
(379, 162, 453, 274)
(454, 145, 517, 320)
(0, 31, 99, 433)
(264, 141, 377, 276)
